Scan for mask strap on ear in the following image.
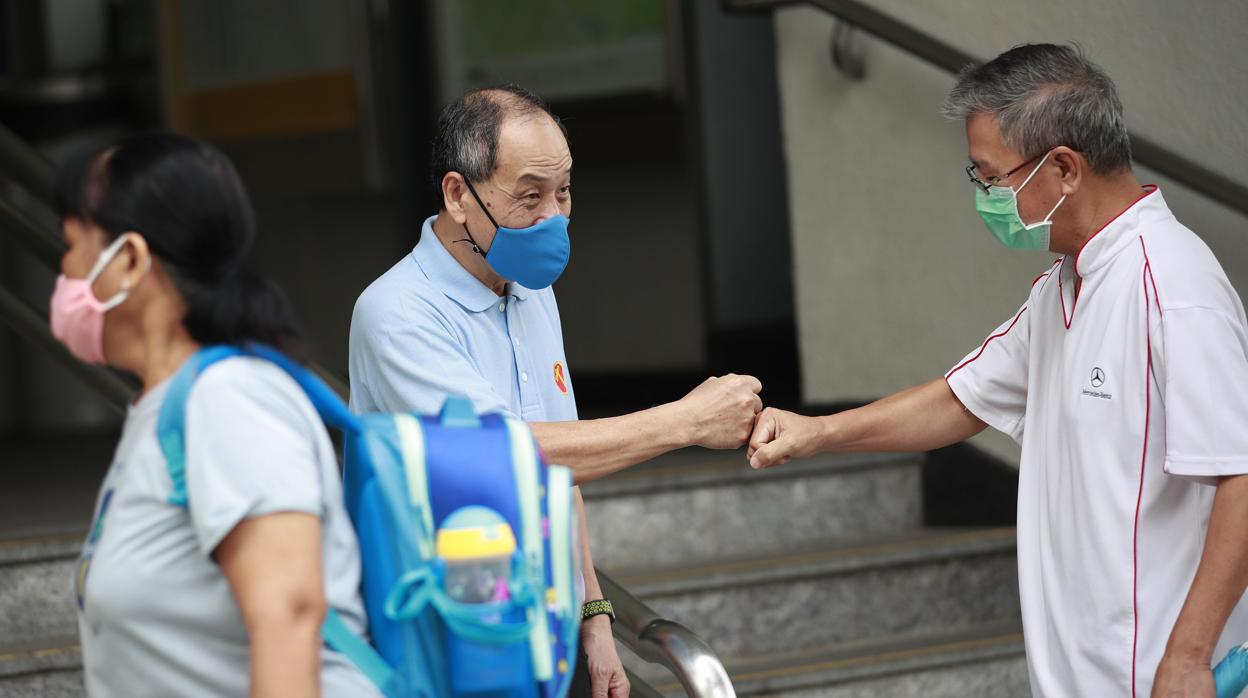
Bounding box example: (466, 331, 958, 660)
(453, 225, 487, 257)
(464, 179, 502, 230)
(91, 233, 150, 311)
(1043, 195, 1068, 223)
(454, 178, 500, 257)
(1015, 150, 1054, 193)
(86, 234, 131, 284)
(98, 286, 131, 312)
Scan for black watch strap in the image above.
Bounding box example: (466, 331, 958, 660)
(581, 599, 615, 624)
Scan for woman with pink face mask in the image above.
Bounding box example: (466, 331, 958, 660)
(53, 132, 378, 697)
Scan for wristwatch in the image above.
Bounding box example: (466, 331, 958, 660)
(581, 599, 616, 624)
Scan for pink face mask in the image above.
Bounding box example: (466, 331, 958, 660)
(49, 234, 137, 365)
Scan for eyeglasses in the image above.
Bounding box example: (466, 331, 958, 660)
(965, 156, 1040, 194)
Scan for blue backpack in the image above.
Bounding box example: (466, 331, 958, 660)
(156, 344, 582, 698)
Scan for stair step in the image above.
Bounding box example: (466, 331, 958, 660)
(583, 449, 922, 570)
(0, 535, 81, 648)
(0, 638, 83, 698)
(612, 527, 1019, 660)
(635, 624, 1028, 697)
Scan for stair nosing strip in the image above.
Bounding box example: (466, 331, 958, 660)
(730, 631, 1026, 690)
(0, 535, 83, 566)
(616, 527, 1017, 596)
(0, 640, 82, 679)
(715, 621, 1026, 669)
(582, 451, 921, 500)
(643, 630, 1026, 694)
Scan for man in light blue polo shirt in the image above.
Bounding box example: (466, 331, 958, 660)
(349, 85, 763, 698)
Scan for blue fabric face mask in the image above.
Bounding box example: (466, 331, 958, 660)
(459, 181, 571, 290)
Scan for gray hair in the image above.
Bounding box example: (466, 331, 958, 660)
(943, 44, 1131, 174)
(429, 84, 567, 200)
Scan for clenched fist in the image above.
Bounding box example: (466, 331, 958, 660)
(747, 407, 825, 469)
(676, 374, 763, 450)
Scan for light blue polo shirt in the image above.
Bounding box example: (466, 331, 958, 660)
(349, 215, 579, 423)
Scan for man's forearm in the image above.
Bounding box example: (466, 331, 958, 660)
(818, 379, 987, 454)
(574, 485, 622, 691)
(1163, 473, 1248, 662)
(575, 487, 603, 601)
(531, 403, 691, 484)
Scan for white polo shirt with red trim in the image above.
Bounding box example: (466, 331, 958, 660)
(945, 186, 1248, 697)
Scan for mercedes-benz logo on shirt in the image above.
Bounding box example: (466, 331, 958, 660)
(1091, 367, 1106, 388)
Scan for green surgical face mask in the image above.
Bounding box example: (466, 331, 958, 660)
(974, 151, 1066, 250)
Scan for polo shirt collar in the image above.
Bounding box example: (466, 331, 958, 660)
(412, 215, 530, 312)
(1073, 185, 1165, 277)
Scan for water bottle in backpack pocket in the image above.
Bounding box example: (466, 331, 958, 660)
(437, 506, 537, 695)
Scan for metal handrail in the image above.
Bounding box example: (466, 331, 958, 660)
(724, 0, 1248, 219)
(600, 572, 737, 698)
(0, 196, 63, 268)
(0, 121, 55, 202)
(0, 129, 353, 400)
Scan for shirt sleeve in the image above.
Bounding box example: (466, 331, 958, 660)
(349, 299, 513, 418)
(1155, 306, 1248, 480)
(183, 359, 327, 555)
(944, 302, 1031, 443)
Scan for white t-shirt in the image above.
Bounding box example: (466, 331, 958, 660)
(75, 357, 380, 697)
(946, 186, 1248, 697)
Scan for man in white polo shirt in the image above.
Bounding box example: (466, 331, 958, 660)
(349, 85, 763, 698)
(746, 44, 1248, 697)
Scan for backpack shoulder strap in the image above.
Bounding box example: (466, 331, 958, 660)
(158, 345, 245, 507)
(322, 608, 399, 694)
(157, 343, 361, 507)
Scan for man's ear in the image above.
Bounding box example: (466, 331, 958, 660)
(443, 172, 469, 224)
(1051, 146, 1083, 197)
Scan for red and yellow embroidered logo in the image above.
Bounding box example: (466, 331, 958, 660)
(553, 362, 569, 396)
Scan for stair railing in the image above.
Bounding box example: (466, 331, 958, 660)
(602, 573, 737, 697)
(723, 0, 1248, 220)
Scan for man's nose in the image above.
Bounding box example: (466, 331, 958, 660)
(532, 196, 562, 224)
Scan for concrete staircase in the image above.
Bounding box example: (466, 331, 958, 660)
(582, 448, 1028, 696)
(0, 535, 82, 697)
(1, 434, 109, 697)
(0, 437, 1026, 696)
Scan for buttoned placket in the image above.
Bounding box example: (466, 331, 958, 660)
(501, 295, 542, 418)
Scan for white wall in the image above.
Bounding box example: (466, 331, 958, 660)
(774, 3, 1248, 462)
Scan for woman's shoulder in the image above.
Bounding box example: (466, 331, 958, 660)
(187, 356, 325, 437)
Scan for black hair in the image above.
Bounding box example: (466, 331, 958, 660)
(54, 132, 306, 360)
(429, 84, 568, 202)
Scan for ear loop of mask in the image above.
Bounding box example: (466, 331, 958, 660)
(1012, 151, 1051, 194)
(1031, 195, 1068, 229)
(453, 179, 500, 257)
(1012, 151, 1068, 230)
(90, 233, 149, 311)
